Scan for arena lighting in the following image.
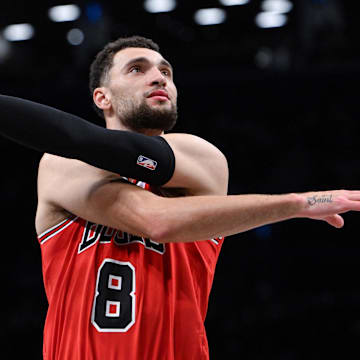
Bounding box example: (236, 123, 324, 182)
(48, 4, 81, 22)
(218, 0, 250, 6)
(194, 8, 227, 26)
(261, 0, 293, 13)
(255, 12, 287, 28)
(3, 23, 35, 41)
(67, 28, 84, 45)
(144, 0, 176, 13)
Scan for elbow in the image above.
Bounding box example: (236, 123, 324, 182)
(147, 216, 197, 243)
(145, 216, 174, 243)
(131, 195, 182, 243)
(140, 209, 178, 243)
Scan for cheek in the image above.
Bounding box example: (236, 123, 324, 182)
(109, 85, 125, 100)
(111, 85, 142, 105)
(169, 84, 178, 101)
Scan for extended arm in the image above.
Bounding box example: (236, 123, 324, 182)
(0, 95, 174, 186)
(37, 155, 360, 241)
(141, 190, 356, 242)
(0, 95, 228, 194)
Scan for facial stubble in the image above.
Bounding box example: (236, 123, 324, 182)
(114, 96, 178, 133)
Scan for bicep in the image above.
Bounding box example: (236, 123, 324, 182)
(38, 155, 156, 237)
(161, 133, 229, 196)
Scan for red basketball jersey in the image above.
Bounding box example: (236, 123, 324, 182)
(38, 180, 223, 360)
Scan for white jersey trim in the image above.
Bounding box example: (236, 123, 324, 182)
(38, 216, 78, 245)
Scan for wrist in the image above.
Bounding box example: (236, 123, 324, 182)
(287, 192, 307, 219)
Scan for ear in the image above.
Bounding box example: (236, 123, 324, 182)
(93, 87, 112, 111)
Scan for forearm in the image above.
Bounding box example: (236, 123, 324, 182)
(149, 188, 360, 242)
(0, 95, 174, 185)
(149, 193, 303, 242)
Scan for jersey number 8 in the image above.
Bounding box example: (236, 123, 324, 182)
(92, 259, 135, 332)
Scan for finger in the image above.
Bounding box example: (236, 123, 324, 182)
(342, 190, 360, 195)
(323, 214, 344, 228)
(332, 196, 360, 211)
(348, 194, 360, 201)
(340, 200, 360, 211)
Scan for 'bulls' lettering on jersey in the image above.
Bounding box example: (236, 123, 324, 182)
(78, 221, 165, 255)
(78, 222, 103, 253)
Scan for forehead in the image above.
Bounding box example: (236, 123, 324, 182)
(112, 47, 167, 68)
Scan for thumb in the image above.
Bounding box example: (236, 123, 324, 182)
(323, 214, 344, 228)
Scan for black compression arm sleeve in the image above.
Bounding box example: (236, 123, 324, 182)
(0, 95, 175, 186)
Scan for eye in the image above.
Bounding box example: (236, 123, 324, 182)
(129, 65, 141, 73)
(161, 69, 171, 77)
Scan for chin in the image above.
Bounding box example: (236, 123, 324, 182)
(151, 102, 171, 109)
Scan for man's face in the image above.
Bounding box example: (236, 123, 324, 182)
(106, 47, 178, 132)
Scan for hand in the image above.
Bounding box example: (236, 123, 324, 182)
(297, 190, 360, 228)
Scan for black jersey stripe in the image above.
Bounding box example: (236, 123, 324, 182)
(38, 216, 78, 244)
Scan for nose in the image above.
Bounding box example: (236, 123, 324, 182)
(148, 67, 167, 87)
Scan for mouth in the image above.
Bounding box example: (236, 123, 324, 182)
(147, 90, 169, 102)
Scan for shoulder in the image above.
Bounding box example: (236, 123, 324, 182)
(38, 153, 80, 180)
(37, 153, 123, 199)
(163, 133, 227, 164)
(161, 133, 229, 196)
(39, 152, 104, 176)
(36, 154, 70, 236)
(38, 153, 120, 186)
(36, 153, 119, 235)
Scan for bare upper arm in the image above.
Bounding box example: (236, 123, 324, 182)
(36, 154, 158, 237)
(161, 133, 228, 196)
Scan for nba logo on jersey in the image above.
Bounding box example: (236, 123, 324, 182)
(137, 155, 157, 170)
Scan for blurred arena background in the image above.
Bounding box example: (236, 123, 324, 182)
(1, 0, 360, 358)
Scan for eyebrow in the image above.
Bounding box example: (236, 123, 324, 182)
(122, 56, 173, 73)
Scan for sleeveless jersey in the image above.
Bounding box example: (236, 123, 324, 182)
(38, 180, 224, 360)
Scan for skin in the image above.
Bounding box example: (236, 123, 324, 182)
(36, 47, 360, 242)
(94, 47, 177, 134)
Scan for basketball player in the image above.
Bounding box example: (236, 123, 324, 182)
(1, 36, 360, 360)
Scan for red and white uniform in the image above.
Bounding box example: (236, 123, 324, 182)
(38, 181, 223, 360)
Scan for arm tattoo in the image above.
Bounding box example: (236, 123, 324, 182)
(307, 194, 333, 206)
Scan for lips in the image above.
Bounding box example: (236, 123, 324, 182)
(147, 90, 169, 99)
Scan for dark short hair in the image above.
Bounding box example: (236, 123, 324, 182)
(89, 35, 160, 118)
